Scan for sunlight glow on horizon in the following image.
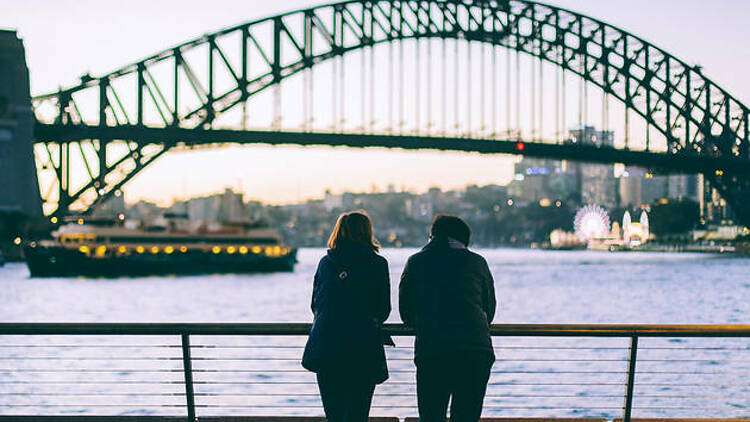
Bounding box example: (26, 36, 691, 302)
(122, 144, 519, 206)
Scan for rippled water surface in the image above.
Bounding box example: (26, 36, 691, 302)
(1, 248, 749, 418)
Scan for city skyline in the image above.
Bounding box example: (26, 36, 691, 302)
(4, 0, 749, 206)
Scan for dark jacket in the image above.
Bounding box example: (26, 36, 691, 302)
(302, 242, 391, 384)
(399, 236, 497, 361)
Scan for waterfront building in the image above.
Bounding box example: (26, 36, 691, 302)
(622, 211, 651, 247)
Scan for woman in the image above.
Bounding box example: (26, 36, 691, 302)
(302, 211, 391, 422)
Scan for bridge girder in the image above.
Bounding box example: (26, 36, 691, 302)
(31, 0, 750, 224)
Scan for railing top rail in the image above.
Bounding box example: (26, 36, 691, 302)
(1, 323, 750, 337)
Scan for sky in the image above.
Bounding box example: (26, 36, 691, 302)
(3, 0, 750, 206)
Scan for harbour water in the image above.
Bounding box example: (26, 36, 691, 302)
(1, 248, 749, 418)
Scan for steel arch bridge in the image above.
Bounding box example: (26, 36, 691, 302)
(32, 0, 750, 224)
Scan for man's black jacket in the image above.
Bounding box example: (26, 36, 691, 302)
(399, 236, 497, 360)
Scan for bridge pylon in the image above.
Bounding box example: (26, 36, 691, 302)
(0, 30, 41, 218)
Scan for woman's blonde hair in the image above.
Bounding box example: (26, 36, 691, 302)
(327, 211, 380, 251)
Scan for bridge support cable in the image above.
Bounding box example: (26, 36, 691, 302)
(492, 45, 497, 138)
(339, 54, 345, 131)
(388, 41, 394, 133)
(361, 47, 366, 131)
(645, 48, 651, 151)
(555, 45, 560, 144)
(578, 57, 584, 131)
(530, 43, 535, 141)
(539, 44, 544, 142)
(480, 42, 486, 138)
(369, 43, 375, 132)
(399, 38, 404, 135)
(455, 39, 460, 135)
(309, 65, 315, 131)
(562, 55, 567, 143)
(441, 37, 447, 135)
(415, 38, 421, 135)
(427, 39, 433, 136)
(331, 56, 338, 131)
(515, 47, 521, 139)
(505, 48, 513, 139)
(467, 40, 473, 137)
(302, 68, 308, 131)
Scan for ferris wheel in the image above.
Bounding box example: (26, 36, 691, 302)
(574, 205, 612, 241)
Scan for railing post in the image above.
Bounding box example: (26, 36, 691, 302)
(623, 335, 639, 422)
(181, 334, 197, 422)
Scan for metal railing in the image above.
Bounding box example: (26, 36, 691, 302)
(1, 323, 749, 421)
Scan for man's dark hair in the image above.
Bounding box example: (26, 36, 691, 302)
(430, 214, 471, 246)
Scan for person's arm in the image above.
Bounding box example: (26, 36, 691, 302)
(481, 257, 497, 324)
(398, 256, 416, 326)
(310, 259, 324, 314)
(374, 258, 391, 323)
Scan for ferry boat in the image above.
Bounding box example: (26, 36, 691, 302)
(23, 216, 297, 277)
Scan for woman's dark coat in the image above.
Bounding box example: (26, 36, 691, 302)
(302, 242, 391, 384)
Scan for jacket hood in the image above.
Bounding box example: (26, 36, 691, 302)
(327, 240, 377, 268)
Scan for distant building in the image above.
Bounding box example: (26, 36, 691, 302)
(323, 190, 343, 212)
(667, 174, 700, 202)
(508, 158, 577, 205)
(567, 126, 617, 208)
(619, 167, 646, 207)
(700, 176, 733, 224)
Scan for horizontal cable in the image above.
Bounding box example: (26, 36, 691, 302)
(0, 392, 185, 396)
(0, 404, 187, 408)
(638, 347, 750, 351)
(494, 346, 629, 350)
(0, 345, 181, 348)
(631, 394, 750, 399)
(188, 405, 621, 410)
(0, 381, 186, 385)
(2, 344, 744, 350)
(4, 357, 747, 364)
(632, 406, 750, 411)
(4, 381, 745, 388)
(0, 356, 638, 362)
(632, 371, 750, 375)
(192, 345, 305, 349)
(187, 392, 627, 398)
(0, 357, 182, 360)
(489, 382, 624, 386)
(0, 368, 183, 373)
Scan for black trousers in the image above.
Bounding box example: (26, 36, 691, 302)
(316, 371, 376, 422)
(415, 352, 494, 422)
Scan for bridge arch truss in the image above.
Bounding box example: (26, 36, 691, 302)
(32, 0, 750, 223)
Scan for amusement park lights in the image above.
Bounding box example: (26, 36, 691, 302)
(574, 205, 612, 241)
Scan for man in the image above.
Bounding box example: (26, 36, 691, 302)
(399, 214, 497, 422)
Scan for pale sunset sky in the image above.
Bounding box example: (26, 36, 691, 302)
(3, 0, 749, 205)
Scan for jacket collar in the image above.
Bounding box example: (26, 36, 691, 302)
(423, 236, 467, 251)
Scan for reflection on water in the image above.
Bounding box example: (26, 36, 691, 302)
(0, 248, 749, 417)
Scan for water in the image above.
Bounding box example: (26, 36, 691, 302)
(1, 248, 749, 418)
